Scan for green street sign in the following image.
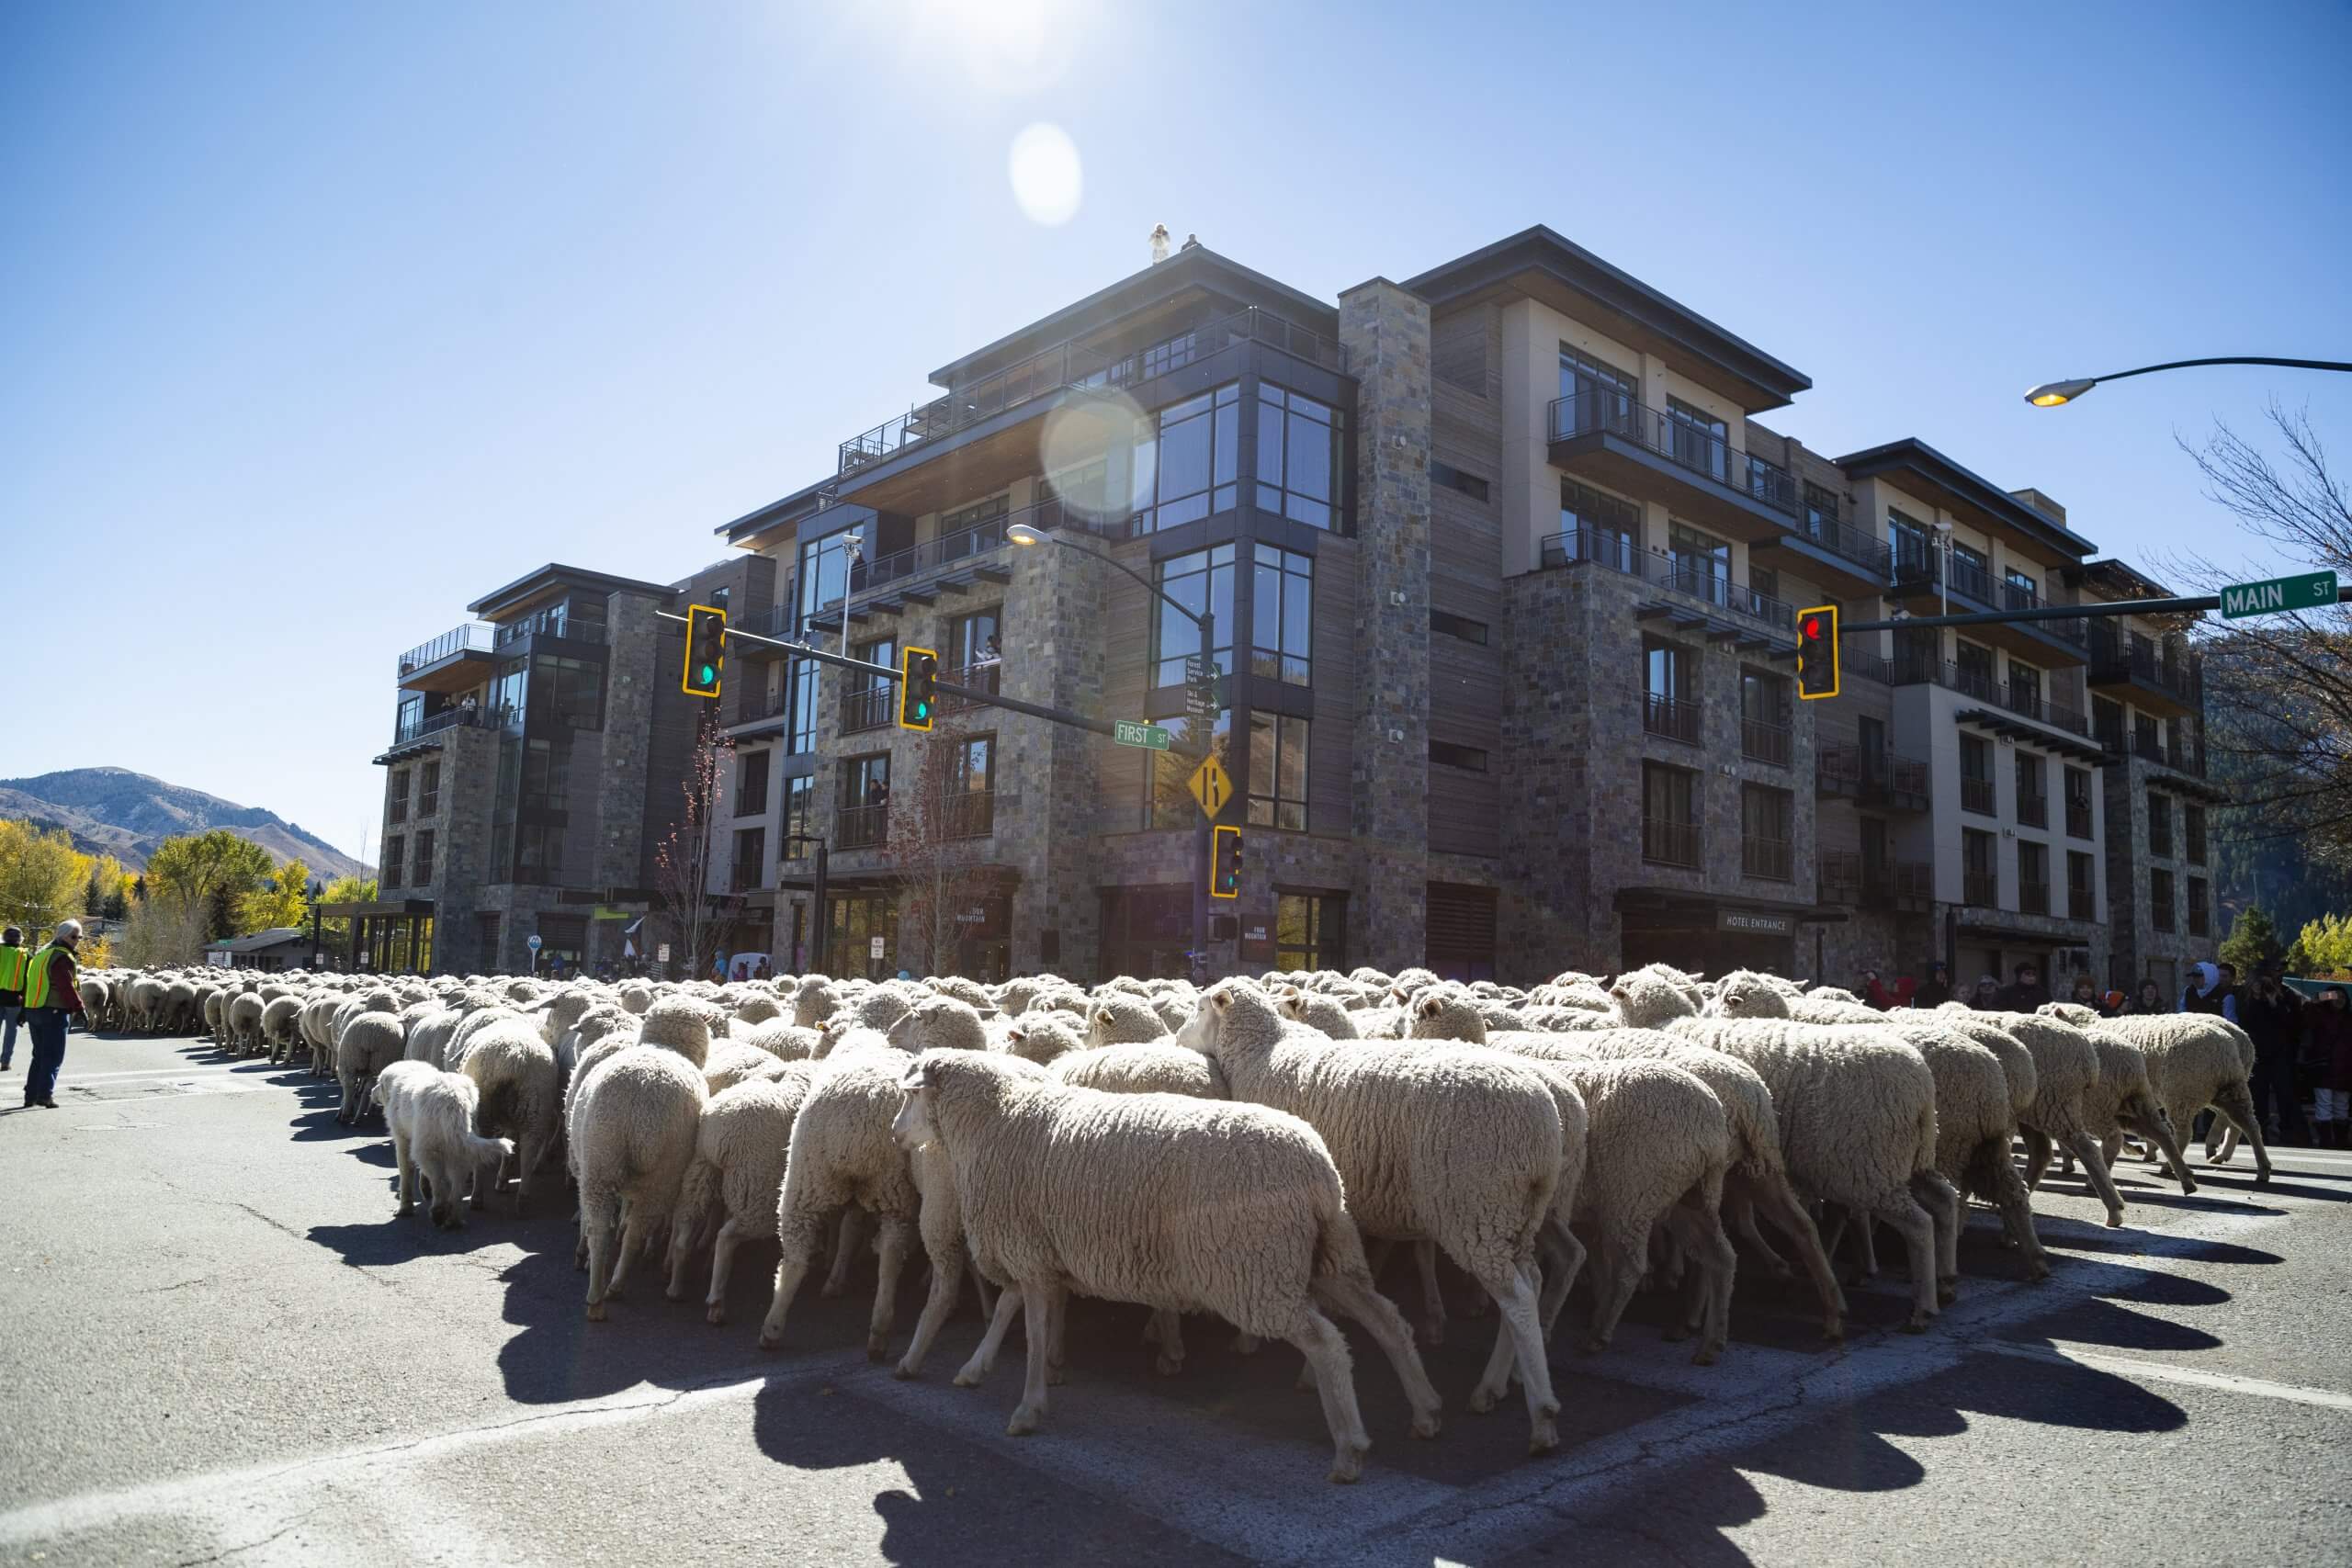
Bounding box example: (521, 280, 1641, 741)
(2221, 570, 2337, 619)
(1114, 719, 1171, 750)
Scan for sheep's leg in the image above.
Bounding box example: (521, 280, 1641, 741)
(1725, 1187, 1792, 1277)
(822, 1207, 869, 1298)
(606, 1201, 661, 1302)
(757, 1213, 826, 1350)
(663, 1211, 702, 1305)
(969, 1269, 998, 1323)
(390, 1128, 416, 1216)
(1045, 1281, 1069, 1386)
(334, 1066, 359, 1125)
(1534, 1211, 1587, 1341)
(865, 1215, 916, 1362)
(473, 1146, 503, 1213)
(954, 1278, 1022, 1387)
(1479, 1263, 1559, 1455)
(704, 1216, 752, 1325)
(513, 1134, 542, 1215)
(1412, 1241, 1446, 1348)
(2209, 1119, 2236, 1164)
(1282, 1308, 1370, 1484)
(1978, 1139, 2049, 1281)
(2020, 1128, 2053, 1191)
(894, 1242, 967, 1380)
(1148, 1309, 1185, 1377)
(2207, 1082, 2273, 1187)
(1006, 1281, 1054, 1436)
(1869, 1190, 1939, 1331)
(1914, 1171, 1962, 1303)
(2059, 1128, 2128, 1228)
(2128, 1104, 2197, 1193)
(1309, 1272, 1443, 1439)
(1663, 1201, 1736, 1366)
(1579, 1225, 1648, 1356)
(1746, 1173, 1844, 1342)
(582, 1187, 620, 1321)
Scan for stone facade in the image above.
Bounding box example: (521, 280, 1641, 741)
(2102, 755, 2219, 995)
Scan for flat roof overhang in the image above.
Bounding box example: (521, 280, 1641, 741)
(1952, 706, 2109, 767)
(1836, 439, 2098, 562)
(1748, 530, 1892, 596)
(1406, 225, 1811, 413)
(318, 898, 435, 919)
(397, 649, 494, 694)
(467, 563, 678, 621)
(1552, 431, 1795, 544)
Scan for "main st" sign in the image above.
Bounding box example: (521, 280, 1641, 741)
(2220, 570, 2336, 620)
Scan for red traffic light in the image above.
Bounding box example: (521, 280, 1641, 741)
(1795, 604, 1839, 700)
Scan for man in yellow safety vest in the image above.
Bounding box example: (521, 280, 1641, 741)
(19, 919, 85, 1110)
(0, 925, 26, 1071)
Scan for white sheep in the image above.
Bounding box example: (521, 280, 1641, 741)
(893, 1049, 1442, 1483)
(664, 1065, 822, 1323)
(1001, 1013, 1088, 1066)
(334, 1011, 407, 1125)
(374, 1060, 514, 1228)
(1947, 1007, 2130, 1228)
(1049, 1042, 1230, 1100)
(459, 1018, 564, 1214)
(574, 1044, 709, 1320)
(1175, 978, 1567, 1454)
(2080, 1010, 2270, 1186)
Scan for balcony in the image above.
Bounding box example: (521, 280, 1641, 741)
(397, 622, 497, 693)
(1542, 526, 1796, 640)
(2065, 800, 2094, 840)
(1816, 747, 1930, 811)
(2067, 881, 2097, 921)
(2017, 792, 2049, 830)
(493, 604, 604, 648)
(796, 496, 1090, 639)
(2105, 725, 2208, 779)
(1546, 388, 1798, 542)
(2087, 627, 2201, 719)
(1741, 718, 1792, 768)
(1759, 511, 1898, 595)
(1961, 775, 1996, 816)
(842, 686, 894, 737)
(1898, 658, 2095, 741)
(942, 790, 996, 840)
(2019, 879, 2051, 916)
(836, 804, 889, 851)
(1644, 694, 1702, 746)
(1741, 837, 1794, 882)
(729, 862, 764, 896)
(1888, 556, 2087, 662)
(939, 661, 1001, 715)
(2188, 899, 2210, 937)
(728, 686, 791, 733)
(1820, 852, 1932, 910)
(1642, 818, 1702, 868)
(1963, 870, 1998, 907)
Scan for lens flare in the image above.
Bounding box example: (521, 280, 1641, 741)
(1008, 123, 1082, 226)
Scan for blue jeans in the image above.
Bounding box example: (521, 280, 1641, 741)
(0, 1002, 18, 1066)
(23, 1009, 68, 1103)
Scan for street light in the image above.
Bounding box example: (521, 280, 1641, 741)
(2024, 356, 2352, 408)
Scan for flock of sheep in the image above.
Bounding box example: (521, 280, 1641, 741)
(84, 960, 2273, 1484)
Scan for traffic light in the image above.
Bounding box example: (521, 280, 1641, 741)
(682, 604, 727, 698)
(899, 647, 938, 731)
(1210, 824, 1242, 899)
(1796, 604, 1839, 700)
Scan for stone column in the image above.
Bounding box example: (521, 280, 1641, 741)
(1338, 278, 1432, 973)
(1007, 539, 1103, 980)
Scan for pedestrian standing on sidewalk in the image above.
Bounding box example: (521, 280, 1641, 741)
(2240, 965, 2309, 1146)
(2134, 978, 2165, 1016)
(2311, 986, 2351, 1150)
(19, 919, 86, 1110)
(0, 926, 27, 1071)
(1911, 962, 1953, 1009)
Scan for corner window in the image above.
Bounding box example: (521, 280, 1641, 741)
(1152, 546, 1235, 687)
(1132, 383, 1240, 533)
(1147, 712, 1232, 829)
(1250, 545, 1312, 685)
(1275, 892, 1345, 973)
(786, 656, 820, 754)
(1256, 385, 1344, 529)
(1248, 713, 1309, 831)
(783, 775, 814, 842)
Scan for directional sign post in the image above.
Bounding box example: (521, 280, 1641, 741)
(1114, 719, 1172, 750)
(2220, 570, 2337, 620)
(1187, 754, 1233, 820)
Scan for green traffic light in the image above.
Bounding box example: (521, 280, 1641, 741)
(699, 664, 717, 684)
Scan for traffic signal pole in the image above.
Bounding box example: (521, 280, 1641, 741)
(1835, 581, 2352, 636)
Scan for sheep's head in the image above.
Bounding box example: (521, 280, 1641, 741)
(893, 1056, 944, 1151)
(1086, 995, 1168, 1048)
(2040, 1001, 2098, 1026)
(854, 988, 913, 1032)
(1408, 985, 1488, 1043)
(1710, 971, 1790, 1019)
(1001, 1012, 1084, 1066)
(886, 996, 989, 1055)
(1609, 968, 1696, 1027)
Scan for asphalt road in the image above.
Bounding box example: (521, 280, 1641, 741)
(1, 1027, 2347, 1567)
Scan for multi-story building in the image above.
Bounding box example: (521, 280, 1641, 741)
(367, 225, 2216, 989)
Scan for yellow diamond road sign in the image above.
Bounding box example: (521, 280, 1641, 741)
(1187, 754, 1232, 820)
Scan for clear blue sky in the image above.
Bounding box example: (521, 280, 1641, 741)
(6, 0, 2348, 865)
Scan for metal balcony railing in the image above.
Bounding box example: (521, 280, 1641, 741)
(733, 686, 790, 727)
(1894, 660, 2091, 736)
(2188, 900, 2210, 937)
(397, 622, 494, 678)
(1540, 526, 1796, 634)
(493, 604, 603, 647)
(842, 686, 894, 736)
(1741, 718, 1792, 767)
(2067, 880, 2097, 920)
(836, 804, 888, 851)
(939, 661, 1001, 715)
(1792, 513, 1895, 574)
(1962, 776, 1996, 816)
(2019, 879, 2051, 916)
(1818, 746, 1931, 806)
(389, 705, 507, 746)
(1819, 852, 1932, 908)
(942, 790, 995, 840)
(2065, 801, 2094, 840)
(792, 496, 1104, 636)
(1547, 389, 1799, 519)
(2087, 626, 2199, 701)
(729, 863, 764, 896)
(1642, 818, 1702, 868)
(1645, 694, 1702, 745)
(1964, 871, 1998, 907)
(2017, 793, 2049, 829)
(1742, 837, 1794, 882)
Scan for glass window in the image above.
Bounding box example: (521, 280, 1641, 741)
(1557, 346, 1638, 431)
(1642, 762, 1699, 866)
(1741, 784, 1794, 881)
(2015, 750, 2045, 803)
(396, 693, 424, 741)
(1667, 522, 1731, 599)
(1741, 669, 1790, 725)
(783, 774, 814, 842)
(737, 750, 770, 818)
(418, 761, 439, 817)
(521, 737, 568, 814)
(1664, 397, 1729, 480)
(1250, 545, 1312, 685)
(1430, 740, 1487, 773)
(825, 893, 899, 979)
(1430, 609, 1488, 645)
(1256, 384, 1344, 529)
(1152, 545, 1235, 687)
(1147, 712, 1233, 829)
(2151, 867, 2177, 931)
(1430, 461, 1489, 502)
(388, 768, 410, 825)
(534, 654, 603, 729)
(732, 828, 765, 891)
(382, 835, 404, 890)
(946, 608, 1001, 672)
(1133, 383, 1240, 533)
(413, 830, 434, 887)
(798, 523, 863, 620)
(2068, 851, 2097, 919)
(1275, 892, 1345, 973)
(1645, 636, 1694, 701)
(1556, 479, 1640, 570)
(786, 655, 821, 754)
(516, 823, 563, 884)
(1887, 507, 1932, 575)
(1248, 713, 1310, 831)
(1804, 481, 1842, 532)
(490, 657, 527, 723)
(2149, 795, 2173, 856)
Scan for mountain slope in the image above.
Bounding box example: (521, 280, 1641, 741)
(0, 768, 370, 880)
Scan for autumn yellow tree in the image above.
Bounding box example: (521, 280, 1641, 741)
(0, 819, 95, 938)
(236, 858, 312, 934)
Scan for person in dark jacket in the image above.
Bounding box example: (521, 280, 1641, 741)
(2310, 986, 2351, 1150)
(2240, 967, 2309, 1145)
(1969, 973, 2003, 1010)
(0, 925, 26, 1072)
(1910, 962, 1953, 1009)
(2133, 978, 2166, 1016)
(19, 919, 85, 1110)
(2180, 962, 2234, 1019)
(1997, 961, 2052, 1013)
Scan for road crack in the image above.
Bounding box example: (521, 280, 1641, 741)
(172, 1504, 322, 1567)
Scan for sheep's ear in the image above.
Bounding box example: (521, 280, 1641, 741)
(1212, 987, 1234, 1012)
(1419, 996, 1442, 1018)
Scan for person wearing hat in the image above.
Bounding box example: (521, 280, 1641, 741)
(1969, 973, 2002, 1010)
(2311, 985, 2350, 1150)
(2240, 964, 2308, 1146)
(1998, 960, 2052, 1013)
(1911, 961, 1953, 1009)
(19, 919, 86, 1110)
(0, 925, 28, 1070)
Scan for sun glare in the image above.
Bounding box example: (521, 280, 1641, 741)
(1008, 122, 1082, 226)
